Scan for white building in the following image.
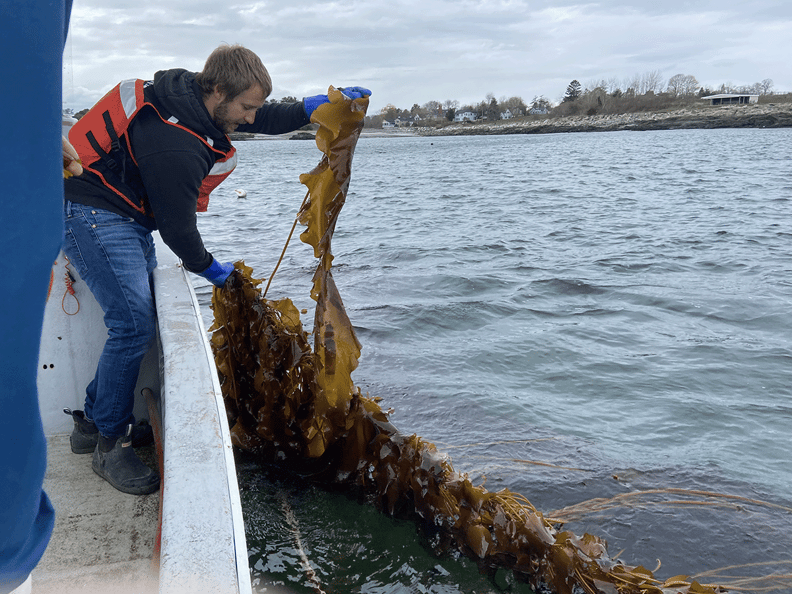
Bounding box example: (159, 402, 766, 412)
(702, 93, 759, 106)
(454, 111, 477, 122)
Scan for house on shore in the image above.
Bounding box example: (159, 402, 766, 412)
(702, 93, 759, 106)
(454, 111, 477, 122)
(394, 114, 416, 127)
(382, 115, 419, 129)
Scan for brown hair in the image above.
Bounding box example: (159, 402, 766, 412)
(196, 44, 272, 101)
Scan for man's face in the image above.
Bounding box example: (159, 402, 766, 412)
(212, 85, 267, 134)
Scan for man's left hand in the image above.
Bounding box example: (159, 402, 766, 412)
(63, 136, 83, 178)
(303, 86, 372, 118)
(339, 86, 372, 100)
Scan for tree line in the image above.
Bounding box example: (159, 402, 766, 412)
(561, 73, 775, 103)
(364, 71, 784, 128)
(554, 74, 779, 118)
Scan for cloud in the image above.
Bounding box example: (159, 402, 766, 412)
(63, 0, 792, 114)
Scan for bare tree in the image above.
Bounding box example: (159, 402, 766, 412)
(667, 74, 699, 96)
(422, 100, 443, 119)
(627, 73, 643, 95)
(473, 94, 499, 120)
(586, 78, 608, 94)
(760, 78, 774, 95)
(682, 75, 699, 95)
(501, 96, 527, 116)
(606, 76, 621, 94)
(643, 70, 664, 94)
(666, 74, 684, 96)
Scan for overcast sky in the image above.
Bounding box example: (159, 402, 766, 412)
(63, 0, 791, 114)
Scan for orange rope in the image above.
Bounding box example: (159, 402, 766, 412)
(62, 257, 80, 315)
(47, 267, 54, 302)
(262, 189, 310, 299)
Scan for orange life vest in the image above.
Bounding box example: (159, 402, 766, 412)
(68, 78, 236, 214)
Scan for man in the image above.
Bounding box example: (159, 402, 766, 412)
(62, 43, 369, 495)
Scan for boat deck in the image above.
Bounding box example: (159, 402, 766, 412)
(32, 434, 159, 594)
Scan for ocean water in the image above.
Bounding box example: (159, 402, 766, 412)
(195, 128, 792, 593)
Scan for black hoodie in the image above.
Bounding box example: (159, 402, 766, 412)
(65, 69, 309, 272)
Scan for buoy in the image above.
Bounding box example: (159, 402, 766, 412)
(234, 189, 247, 198)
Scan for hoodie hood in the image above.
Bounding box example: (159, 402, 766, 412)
(150, 68, 227, 144)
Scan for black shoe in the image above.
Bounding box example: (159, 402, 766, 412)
(92, 425, 160, 495)
(64, 408, 99, 454)
(64, 408, 154, 454)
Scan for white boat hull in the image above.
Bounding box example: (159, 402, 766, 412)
(36, 233, 251, 594)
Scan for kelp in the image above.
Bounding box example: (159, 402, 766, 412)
(209, 88, 723, 594)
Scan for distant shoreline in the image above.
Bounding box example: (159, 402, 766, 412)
(416, 102, 792, 137)
(231, 103, 792, 142)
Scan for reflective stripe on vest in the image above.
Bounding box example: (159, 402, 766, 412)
(198, 150, 237, 212)
(68, 78, 235, 214)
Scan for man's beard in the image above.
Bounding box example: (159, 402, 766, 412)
(212, 101, 237, 134)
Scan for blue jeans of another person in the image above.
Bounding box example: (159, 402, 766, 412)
(62, 201, 157, 439)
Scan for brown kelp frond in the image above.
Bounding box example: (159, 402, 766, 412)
(551, 489, 792, 523)
(210, 267, 318, 454)
(209, 88, 726, 594)
(692, 561, 792, 593)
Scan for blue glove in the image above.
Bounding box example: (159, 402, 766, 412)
(303, 86, 372, 117)
(339, 86, 371, 99)
(199, 258, 234, 288)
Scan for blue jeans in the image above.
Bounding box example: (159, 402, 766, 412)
(62, 201, 157, 438)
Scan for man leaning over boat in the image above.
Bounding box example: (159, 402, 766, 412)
(62, 43, 370, 495)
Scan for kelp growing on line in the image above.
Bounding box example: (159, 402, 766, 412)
(209, 88, 723, 594)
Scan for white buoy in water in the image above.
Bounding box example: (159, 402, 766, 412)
(234, 189, 247, 198)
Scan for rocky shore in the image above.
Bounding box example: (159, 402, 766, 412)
(418, 102, 792, 137)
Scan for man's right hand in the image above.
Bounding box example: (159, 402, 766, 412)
(198, 259, 235, 288)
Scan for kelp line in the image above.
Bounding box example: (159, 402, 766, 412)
(209, 88, 725, 594)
